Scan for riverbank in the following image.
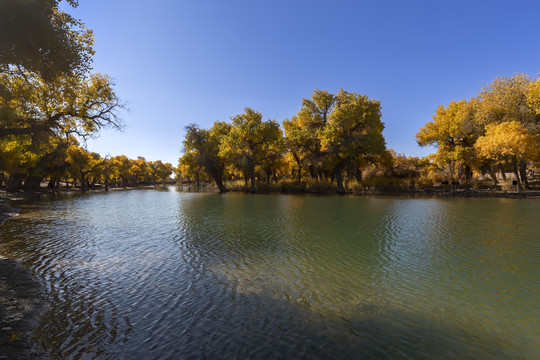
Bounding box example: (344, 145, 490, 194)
(195, 181, 540, 198)
(352, 188, 540, 198)
(0, 257, 48, 359)
(0, 193, 49, 359)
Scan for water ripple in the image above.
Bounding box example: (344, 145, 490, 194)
(0, 191, 538, 359)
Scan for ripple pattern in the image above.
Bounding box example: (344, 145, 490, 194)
(0, 189, 539, 359)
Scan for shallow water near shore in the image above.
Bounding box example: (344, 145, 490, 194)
(1, 187, 539, 359)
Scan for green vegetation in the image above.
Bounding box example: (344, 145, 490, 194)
(179, 89, 387, 194)
(417, 74, 540, 192)
(0, 0, 172, 193)
(179, 76, 540, 194)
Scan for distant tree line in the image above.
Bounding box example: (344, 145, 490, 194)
(0, 132, 173, 193)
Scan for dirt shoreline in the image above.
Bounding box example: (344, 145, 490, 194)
(0, 195, 49, 359)
(0, 257, 48, 360)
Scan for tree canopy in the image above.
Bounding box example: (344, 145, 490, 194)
(417, 73, 540, 189)
(178, 89, 387, 194)
(0, 0, 130, 193)
(219, 108, 283, 192)
(0, 0, 94, 79)
(0, 70, 122, 140)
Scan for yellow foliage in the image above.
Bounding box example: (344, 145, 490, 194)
(475, 121, 539, 164)
(527, 76, 540, 115)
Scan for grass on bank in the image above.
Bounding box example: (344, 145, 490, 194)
(195, 176, 540, 194)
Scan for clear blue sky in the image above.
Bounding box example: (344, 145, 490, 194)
(63, 0, 540, 166)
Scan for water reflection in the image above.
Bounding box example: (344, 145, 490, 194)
(0, 190, 538, 358)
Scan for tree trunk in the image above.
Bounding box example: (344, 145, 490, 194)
(518, 160, 529, 190)
(355, 168, 362, 183)
(463, 165, 472, 188)
(209, 167, 227, 193)
(243, 170, 249, 190)
(6, 174, 25, 193)
(483, 164, 498, 185)
(80, 173, 87, 192)
(250, 166, 256, 193)
(309, 165, 316, 180)
(215, 177, 227, 193)
(334, 166, 345, 194)
(448, 163, 455, 180)
(23, 176, 42, 192)
(512, 156, 521, 192)
(265, 167, 271, 185)
(500, 168, 507, 180)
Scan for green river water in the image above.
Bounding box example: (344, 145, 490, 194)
(0, 188, 538, 359)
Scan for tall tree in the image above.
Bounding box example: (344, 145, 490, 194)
(178, 152, 202, 186)
(290, 89, 335, 180)
(219, 108, 282, 192)
(476, 74, 539, 132)
(183, 122, 231, 192)
(148, 160, 173, 186)
(282, 116, 307, 181)
(111, 155, 132, 187)
(416, 99, 481, 181)
(319, 89, 386, 193)
(476, 74, 540, 185)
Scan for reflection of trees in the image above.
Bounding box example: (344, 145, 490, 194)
(176, 194, 398, 314)
(177, 194, 289, 261)
(1, 193, 536, 358)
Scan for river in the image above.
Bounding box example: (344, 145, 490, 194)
(1, 188, 539, 359)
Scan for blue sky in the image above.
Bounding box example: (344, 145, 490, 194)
(63, 0, 540, 166)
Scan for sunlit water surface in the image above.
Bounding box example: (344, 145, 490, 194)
(1, 188, 539, 359)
